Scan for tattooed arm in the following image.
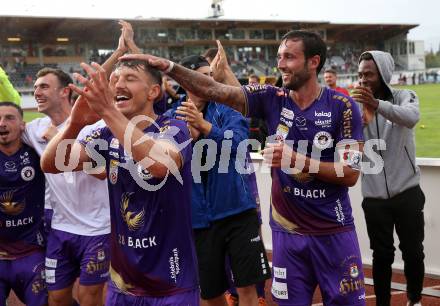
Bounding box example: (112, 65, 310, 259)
(119, 53, 247, 115)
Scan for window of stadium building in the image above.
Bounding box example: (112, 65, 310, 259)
(215, 29, 229, 40)
(198, 29, 212, 40)
(263, 29, 276, 40)
(400, 41, 408, 55)
(177, 28, 196, 41)
(229, 29, 245, 40)
(249, 29, 263, 40)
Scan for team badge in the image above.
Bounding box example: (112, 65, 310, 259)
(97, 249, 106, 261)
(21, 166, 35, 181)
(350, 264, 359, 278)
(313, 131, 332, 149)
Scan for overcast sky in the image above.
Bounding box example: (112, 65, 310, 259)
(3, 0, 440, 52)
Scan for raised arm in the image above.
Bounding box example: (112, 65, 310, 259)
(119, 53, 247, 114)
(210, 40, 241, 87)
(101, 20, 140, 78)
(70, 62, 185, 179)
(41, 96, 100, 174)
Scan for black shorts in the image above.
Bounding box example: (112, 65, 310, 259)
(194, 209, 271, 300)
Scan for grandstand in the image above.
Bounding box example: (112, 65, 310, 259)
(0, 16, 426, 106)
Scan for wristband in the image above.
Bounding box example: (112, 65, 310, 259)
(164, 60, 175, 73)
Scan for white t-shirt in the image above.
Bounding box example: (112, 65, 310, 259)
(23, 117, 110, 236)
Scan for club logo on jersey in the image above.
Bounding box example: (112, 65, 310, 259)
(109, 159, 119, 185)
(290, 172, 314, 183)
(350, 264, 360, 278)
(0, 190, 25, 216)
(137, 164, 153, 181)
(21, 166, 35, 181)
(120, 192, 145, 231)
(97, 249, 106, 261)
(4, 161, 17, 172)
(313, 131, 333, 149)
(31, 262, 46, 294)
(275, 124, 289, 141)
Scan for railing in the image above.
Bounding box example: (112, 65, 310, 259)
(251, 153, 440, 276)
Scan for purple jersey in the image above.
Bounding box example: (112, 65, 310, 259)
(80, 116, 198, 297)
(242, 85, 363, 235)
(0, 144, 45, 259)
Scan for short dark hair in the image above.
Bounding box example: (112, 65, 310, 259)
(324, 68, 337, 75)
(281, 30, 327, 74)
(0, 101, 23, 118)
(115, 60, 162, 87)
(359, 52, 374, 62)
(36, 67, 73, 101)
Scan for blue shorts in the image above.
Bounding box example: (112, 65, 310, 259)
(271, 229, 366, 306)
(0, 251, 47, 306)
(45, 228, 110, 290)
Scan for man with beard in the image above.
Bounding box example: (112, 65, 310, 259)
(0, 102, 47, 305)
(122, 30, 366, 306)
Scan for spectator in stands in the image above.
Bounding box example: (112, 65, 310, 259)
(323, 68, 350, 96)
(248, 74, 260, 85)
(353, 51, 425, 306)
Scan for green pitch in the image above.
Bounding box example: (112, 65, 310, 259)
(23, 110, 44, 122)
(399, 84, 440, 158)
(22, 83, 440, 157)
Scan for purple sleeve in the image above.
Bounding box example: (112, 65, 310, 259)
(336, 97, 364, 145)
(157, 119, 192, 166)
(77, 127, 109, 161)
(241, 84, 282, 120)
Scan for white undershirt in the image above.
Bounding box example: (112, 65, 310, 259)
(23, 117, 110, 236)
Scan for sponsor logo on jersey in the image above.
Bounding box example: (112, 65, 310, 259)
(110, 138, 120, 149)
(295, 116, 307, 129)
(281, 107, 294, 120)
(315, 110, 331, 118)
(275, 124, 289, 141)
(109, 159, 119, 184)
(4, 161, 17, 172)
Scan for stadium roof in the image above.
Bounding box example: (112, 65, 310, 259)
(0, 16, 418, 45)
